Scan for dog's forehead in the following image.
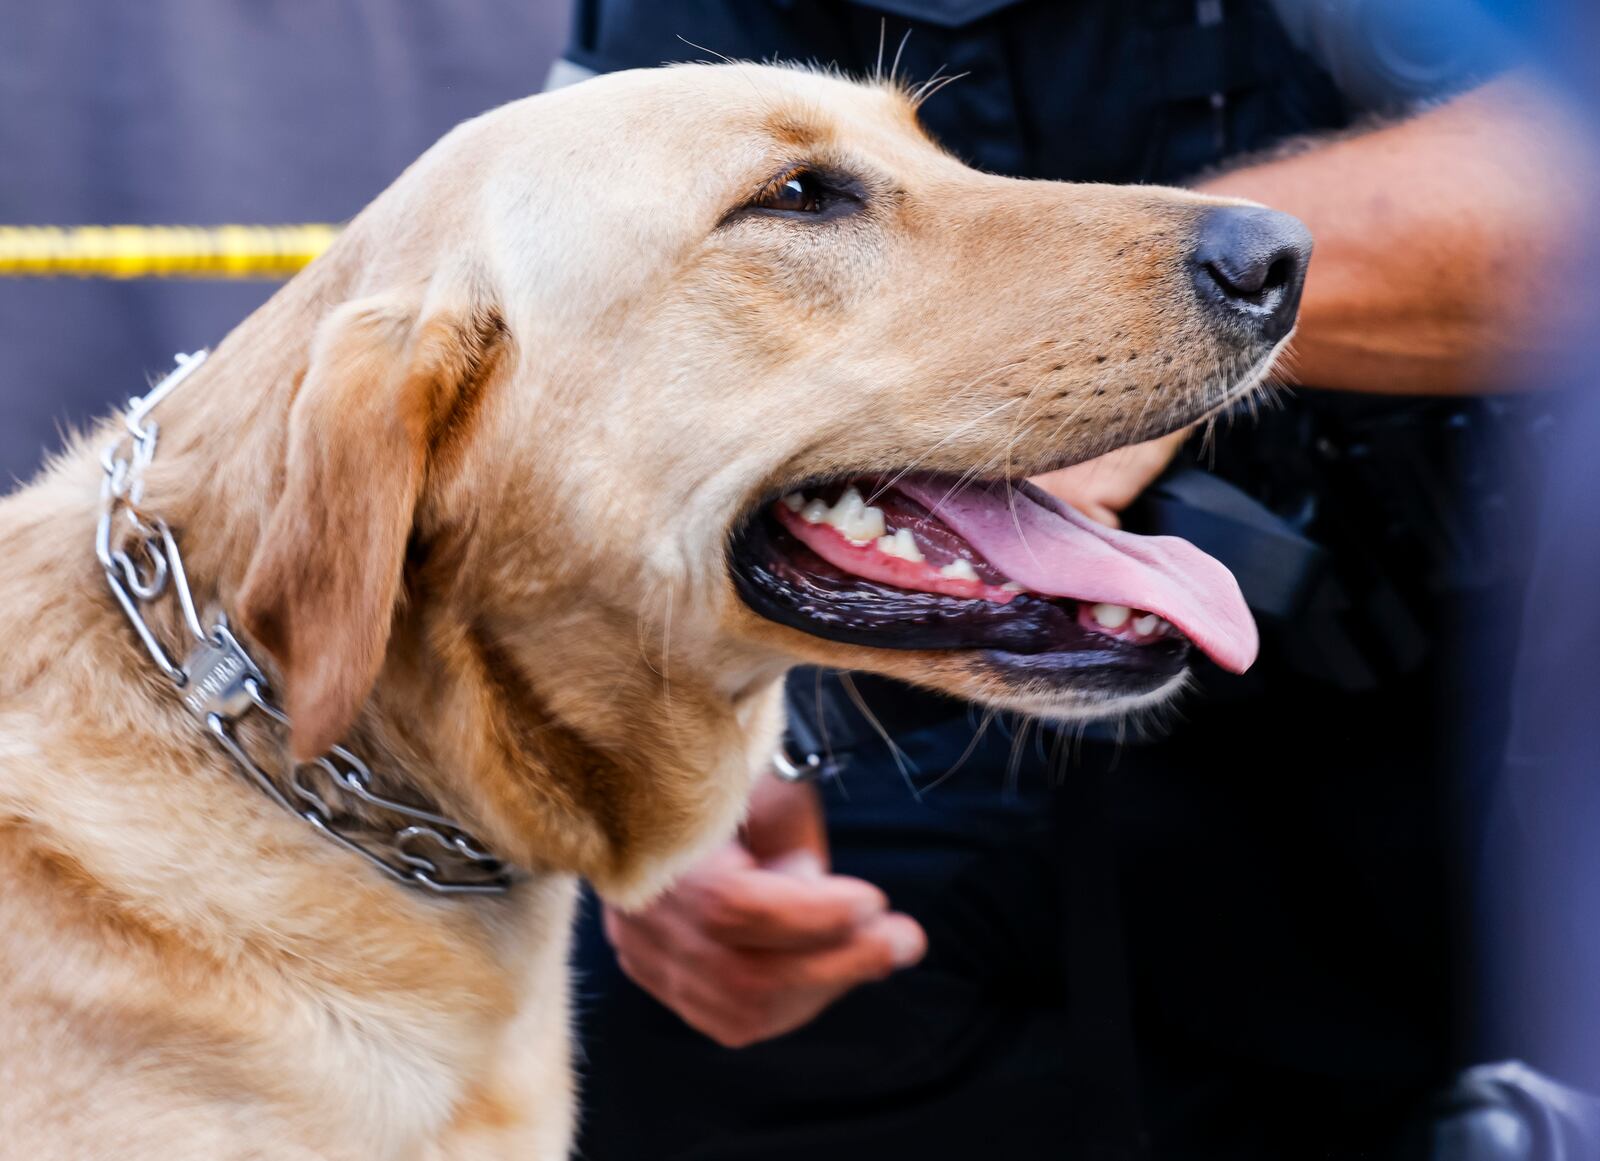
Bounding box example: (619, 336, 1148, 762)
(694, 63, 939, 162)
(529, 63, 939, 170)
(462, 62, 959, 326)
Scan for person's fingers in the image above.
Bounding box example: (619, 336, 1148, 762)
(1031, 428, 1189, 524)
(763, 848, 826, 879)
(741, 776, 829, 866)
(610, 924, 675, 1001)
(608, 904, 732, 1009)
(602, 901, 660, 960)
(627, 926, 927, 1048)
(681, 866, 888, 950)
(600, 824, 926, 1047)
(655, 962, 795, 1049)
(1077, 500, 1122, 528)
(698, 915, 927, 1045)
(606, 838, 881, 953)
(752, 912, 928, 988)
(610, 909, 805, 1046)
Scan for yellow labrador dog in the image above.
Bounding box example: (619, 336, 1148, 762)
(0, 65, 1307, 1159)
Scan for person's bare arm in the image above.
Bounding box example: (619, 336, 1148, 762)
(1048, 77, 1595, 519)
(1197, 75, 1596, 395)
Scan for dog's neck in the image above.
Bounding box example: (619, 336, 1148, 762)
(3, 249, 780, 909)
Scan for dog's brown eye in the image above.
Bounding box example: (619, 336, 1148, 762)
(753, 170, 827, 214)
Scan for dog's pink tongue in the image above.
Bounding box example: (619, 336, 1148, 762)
(896, 479, 1259, 673)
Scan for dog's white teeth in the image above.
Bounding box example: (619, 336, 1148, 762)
(1001, 581, 1025, 593)
(814, 486, 886, 544)
(876, 527, 925, 563)
(781, 493, 805, 512)
(939, 559, 979, 582)
(1091, 603, 1132, 630)
(1132, 613, 1162, 636)
(849, 507, 888, 544)
(800, 498, 831, 524)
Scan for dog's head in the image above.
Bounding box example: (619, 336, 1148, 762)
(232, 64, 1307, 890)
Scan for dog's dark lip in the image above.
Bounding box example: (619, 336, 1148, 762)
(725, 478, 1191, 688)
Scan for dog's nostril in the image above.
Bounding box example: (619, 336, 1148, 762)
(1204, 253, 1294, 301)
(1192, 207, 1313, 341)
(1203, 260, 1258, 300)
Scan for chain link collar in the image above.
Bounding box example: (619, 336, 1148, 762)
(96, 352, 513, 896)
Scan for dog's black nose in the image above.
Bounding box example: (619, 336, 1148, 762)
(1192, 206, 1313, 343)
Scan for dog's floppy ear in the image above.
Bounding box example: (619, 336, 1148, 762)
(239, 283, 507, 761)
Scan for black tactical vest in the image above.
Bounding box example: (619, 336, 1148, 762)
(566, 6, 1536, 1158)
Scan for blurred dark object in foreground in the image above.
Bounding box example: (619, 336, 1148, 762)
(1461, 1, 1600, 1158)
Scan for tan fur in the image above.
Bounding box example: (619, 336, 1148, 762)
(0, 65, 1274, 1158)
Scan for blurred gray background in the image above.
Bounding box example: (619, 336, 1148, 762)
(0, 1, 571, 483)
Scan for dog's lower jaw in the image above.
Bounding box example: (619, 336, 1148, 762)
(961, 667, 1192, 723)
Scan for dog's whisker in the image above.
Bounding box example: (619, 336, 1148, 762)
(678, 37, 786, 116)
(864, 395, 1024, 506)
(925, 441, 1014, 519)
(1003, 716, 1032, 801)
(889, 27, 913, 86)
(810, 666, 847, 799)
(838, 672, 919, 801)
(910, 71, 968, 109)
(920, 706, 998, 795)
(1003, 469, 1046, 574)
(888, 356, 1044, 517)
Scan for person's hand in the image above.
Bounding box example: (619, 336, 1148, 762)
(603, 775, 927, 1048)
(1030, 428, 1189, 527)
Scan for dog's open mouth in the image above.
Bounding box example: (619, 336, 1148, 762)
(728, 473, 1258, 701)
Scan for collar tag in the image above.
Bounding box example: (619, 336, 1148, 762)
(181, 623, 263, 723)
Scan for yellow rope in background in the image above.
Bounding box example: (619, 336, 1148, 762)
(0, 225, 340, 278)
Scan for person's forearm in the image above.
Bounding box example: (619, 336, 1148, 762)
(1197, 76, 1596, 395)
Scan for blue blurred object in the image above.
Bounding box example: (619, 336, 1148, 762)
(1268, 0, 1511, 110)
(1415, 1063, 1600, 1160)
(1465, 0, 1600, 1156)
